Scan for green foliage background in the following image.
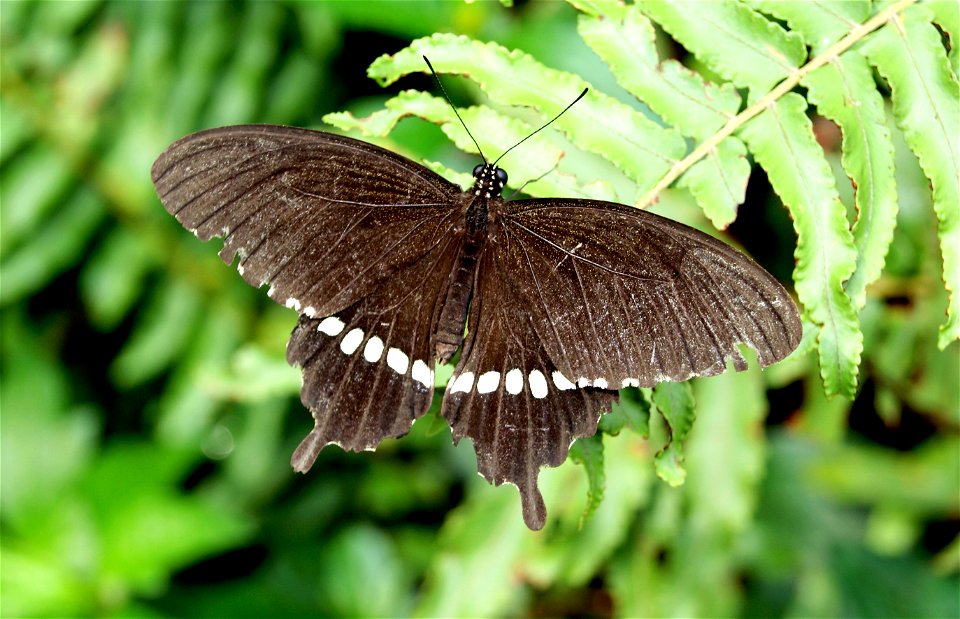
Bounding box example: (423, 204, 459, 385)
(1, 1, 957, 617)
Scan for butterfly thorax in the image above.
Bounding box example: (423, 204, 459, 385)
(471, 163, 507, 200)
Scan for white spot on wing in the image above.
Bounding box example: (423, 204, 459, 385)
(363, 336, 384, 362)
(340, 328, 364, 354)
(552, 371, 576, 390)
(317, 316, 345, 336)
(593, 378, 609, 389)
(285, 297, 301, 311)
(476, 371, 501, 394)
(267, 286, 276, 298)
(622, 378, 640, 388)
(238, 264, 245, 275)
(386, 347, 409, 374)
(529, 370, 548, 399)
(412, 359, 433, 387)
(451, 372, 475, 393)
(577, 377, 592, 388)
(505, 369, 523, 395)
(304, 306, 317, 318)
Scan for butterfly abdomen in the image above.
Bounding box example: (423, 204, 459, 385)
(435, 194, 490, 363)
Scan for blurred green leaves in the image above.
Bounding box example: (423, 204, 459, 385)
(1, 1, 957, 618)
(0, 312, 253, 617)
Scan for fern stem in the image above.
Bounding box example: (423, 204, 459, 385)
(638, 0, 918, 212)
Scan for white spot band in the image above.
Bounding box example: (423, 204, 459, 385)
(451, 372, 475, 394)
(318, 316, 345, 336)
(505, 369, 523, 395)
(412, 359, 433, 387)
(387, 347, 409, 374)
(363, 336, 384, 362)
(476, 371, 500, 394)
(340, 328, 364, 355)
(552, 371, 576, 390)
(529, 370, 548, 399)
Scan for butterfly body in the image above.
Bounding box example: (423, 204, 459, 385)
(153, 125, 801, 529)
(434, 166, 503, 363)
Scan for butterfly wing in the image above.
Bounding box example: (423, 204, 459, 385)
(441, 245, 617, 530)
(287, 228, 462, 468)
(496, 199, 802, 388)
(442, 197, 801, 529)
(152, 125, 465, 467)
(151, 125, 462, 317)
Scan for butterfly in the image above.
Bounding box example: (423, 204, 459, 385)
(151, 67, 801, 530)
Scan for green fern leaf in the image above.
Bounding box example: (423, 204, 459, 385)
(752, 0, 872, 54)
(861, 5, 960, 349)
(740, 95, 862, 399)
(326, 90, 613, 199)
(577, 6, 741, 139)
(676, 138, 750, 229)
(367, 33, 687, 193)
(927, 0, 959, 76)
(637, 0, 807, 96)
(568, 433, 606, 525)
(576, 5, 748, 227)
(804, 54, 898, 311)
(651, 381, 696, 486)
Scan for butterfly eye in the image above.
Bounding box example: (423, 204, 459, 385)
(495, 168, 508, 185)
(473, 164, 485, 178)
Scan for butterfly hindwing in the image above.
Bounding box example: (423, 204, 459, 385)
(496, 199, 802, 389)
(441, 247, 618, 530)
(284, 211, 465, 469)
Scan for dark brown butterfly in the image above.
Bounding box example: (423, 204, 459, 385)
(151, 70, 801, 530)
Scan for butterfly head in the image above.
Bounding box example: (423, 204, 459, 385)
(472, 163, 508, 199)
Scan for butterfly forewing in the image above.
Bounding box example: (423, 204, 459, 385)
(152, 125, 466, 466)
(496, 199, 802, 388)
(151, 125, 461, 318)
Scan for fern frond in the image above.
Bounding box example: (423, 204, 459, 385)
(803, 54, 897, 312)
(861, 4, 960, 350)
(345, 0, 958, 398)
(366, 34, 687, 195)
(576, 5, 747, 227)
(740, 95, 861, 398)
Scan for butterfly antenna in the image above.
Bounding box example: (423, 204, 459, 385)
(507, 161, 561, 200)
(423, 56, 487, 164)
(493, 88, 588, 167)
